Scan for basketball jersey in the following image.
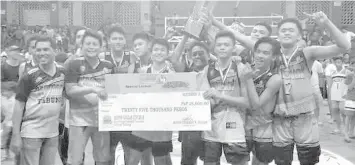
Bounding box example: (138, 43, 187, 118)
(331, 68, 348, 101)
(274, 49, 316, 116)
(133, 57, 152, 73)
(245, 70, 274, 130)
(104, 51, 131, 74)
(202, 61, 246, 143)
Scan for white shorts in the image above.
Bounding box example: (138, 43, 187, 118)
(344, 100, 355, 111)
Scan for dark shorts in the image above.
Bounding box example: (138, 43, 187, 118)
(246, 138, 274, 163)
(180, 131, 204, 165)
(110, 131, 132, 147)
(125, 134, 173, 157)
(202, 140, 250, 164)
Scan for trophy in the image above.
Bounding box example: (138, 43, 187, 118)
(183, 1, 217, 39)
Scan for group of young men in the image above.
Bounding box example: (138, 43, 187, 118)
(2, 9, 352, 165)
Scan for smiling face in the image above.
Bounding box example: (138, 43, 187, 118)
(81, 36, 101, 58)
(250, 25, 270, 41)
(254, 42, 274, 70)
(36, 41, 55, 65)
(189, 45, 209, 68)
(109, 32, 126, 52)
(151, 43, 168, 63)
(278, 22, 301, 47)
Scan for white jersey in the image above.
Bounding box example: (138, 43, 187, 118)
(331, 68, 348, 101)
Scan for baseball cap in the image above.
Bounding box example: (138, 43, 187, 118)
(7, 45, 22, 52)
(6, 45, 24, 60)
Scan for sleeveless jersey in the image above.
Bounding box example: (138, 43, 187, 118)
(104, 51, 131, 74)
(331, 68, 348, 101)
(133, 57, 152, 73)
(203, 61, 246, 143)
(245, 71, 274, 130)
(274, 49, 316, 116)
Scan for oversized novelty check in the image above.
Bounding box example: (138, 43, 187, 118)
(99, 73, 211, 131)
(98, 91, 211, 131)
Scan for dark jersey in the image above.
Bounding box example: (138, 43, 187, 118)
(15, 65, 66, 138)
(65, 57, 114, 126)
(1, 62, 20, 82)
(104, 51, 131, 74)
(246, 70, 275, 130)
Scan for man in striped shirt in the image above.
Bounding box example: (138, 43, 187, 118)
(65, 30, 113, 165)
(11, 36, 66, 165)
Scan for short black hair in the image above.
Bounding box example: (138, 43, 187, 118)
(189, 41, 210, 54)
(255, 22, 272, 36)
(151, 38, 170, 51)
(74, 26, 87, 36)
(35, 35, 57, 49)
(107, 25, 126, 39)
(277, 18, 303, 33)
(333, 56, 343, 61)
(55, 52, 69, 64)
(254, 37, 281, 56)
(132, 32, 153, 43)
(215, 30, 236, 45)
(81, 30, 103, 46)
(26, 34, 40, 48)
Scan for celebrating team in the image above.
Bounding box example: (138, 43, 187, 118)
(8, 10, 352, 165)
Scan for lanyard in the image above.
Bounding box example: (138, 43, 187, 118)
(217, 62, 232, 84)
(110, 50, 124, 67)
(254, 68, 270, 81)
(280, 46, 299, 68)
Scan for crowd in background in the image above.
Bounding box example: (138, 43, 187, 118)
(0, 8, 355, 165)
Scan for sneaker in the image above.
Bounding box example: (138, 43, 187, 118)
(331, 129, 340, 134)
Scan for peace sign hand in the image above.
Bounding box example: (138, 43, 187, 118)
(303, 11, 330, 26)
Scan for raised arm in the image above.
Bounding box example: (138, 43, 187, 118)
(212, 16, 255, 50)
(304, 11, 351, 61)
(169, 34, 189, 72)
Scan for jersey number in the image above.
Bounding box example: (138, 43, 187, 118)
(285, 83, 292, 95)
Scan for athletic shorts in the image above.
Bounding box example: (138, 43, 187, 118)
(201, 140, 249, 164)
(245, 123, 273, 163)
(344, 100, 355, 111)
(272, 113, 319, 147)
(180, 131, 204, 165)
(125, 134, 173, 157)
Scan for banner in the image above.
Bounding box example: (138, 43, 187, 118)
(104, 73, 198, 94)
(98, 91, 211, 131)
